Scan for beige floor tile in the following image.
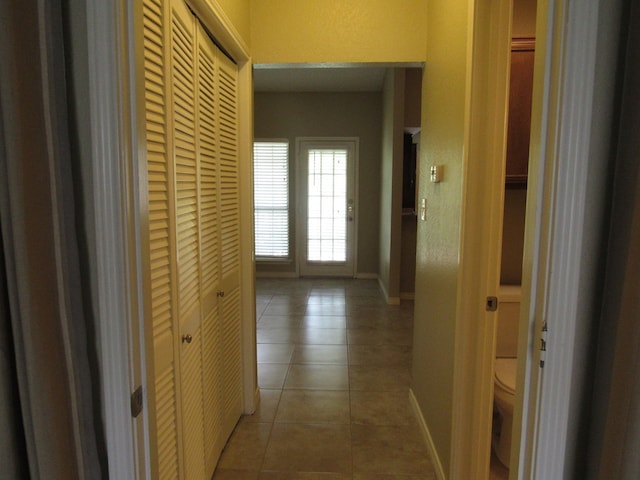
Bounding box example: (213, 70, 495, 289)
(306, 296, 347, 305)
(348, 345, 412, 367)
(217, 422, 272, 471)
(258, 327, 300, 344)
(240, 279, 433, 479)
(346, 296, 388, 307)
(292, 345, 348, 365)
(264, 303, 308, 316)
(285, 364, 349, 390)
(243, 389, 282, 423)
(351, 424, 434, 476)
(258, 343, 295, 363)
(347, 328, 412, 346)
(349, 365, 411, 392)
(268, 295, 310, 305)
(256, 302, 269, 318)
(258, 315, 302, 329)
(275, 390, 350, 424)
(347, 316, 413, 331)
(258, 363, 290, 389)
(299, 315, 347, 329)
(262, 424, 352, 473)
(298, 328, 347, 345)
(305, 303, 347, 316)
(350, 391, 415, 426)
(346, 306, 404, 321)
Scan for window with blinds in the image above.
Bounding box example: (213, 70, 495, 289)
(253, 141, 289, 258)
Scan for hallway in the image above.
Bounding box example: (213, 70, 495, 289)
(213, 278, 437, 479)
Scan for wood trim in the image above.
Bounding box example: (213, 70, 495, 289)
(512, 36, 536, 52)
(450, 0, 512, 478)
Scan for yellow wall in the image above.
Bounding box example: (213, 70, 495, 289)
(215, 0, 252, 47)
(249, 0, 428, 63)
(411, 0, 471, 475)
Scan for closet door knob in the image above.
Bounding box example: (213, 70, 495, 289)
(182, 334, 193, 344)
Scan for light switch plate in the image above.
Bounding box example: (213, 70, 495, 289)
(420, 198, 427, 221)
(430, 165, 443, 183)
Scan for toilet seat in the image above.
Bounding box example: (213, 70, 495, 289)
(494, 358, 517, 395)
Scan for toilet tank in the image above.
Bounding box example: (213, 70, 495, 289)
(496, 285, 521, 358)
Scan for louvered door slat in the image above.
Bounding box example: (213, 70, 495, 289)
(142, 0, 181, 477)
(215, 50, 242, 442)
(217, 54, 240, 282)
(171, 1, 206, 479)
(196, 24, 224, 472)
(172, 3, 200, 324)
(220, 285, 242, 439)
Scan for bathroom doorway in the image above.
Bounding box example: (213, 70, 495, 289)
(490, 0, 537, 478)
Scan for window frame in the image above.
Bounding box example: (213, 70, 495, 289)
(253, 139, 291, 262)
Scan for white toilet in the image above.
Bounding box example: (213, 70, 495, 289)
(492, 285, 521, 468)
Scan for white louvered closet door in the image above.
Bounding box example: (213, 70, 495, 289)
(170, 1, 206, 479)
(195, 21, 225, 473)
(142, 0, 182, 477)
(142, 0, 242, 477)
(216, 48, 242, 441)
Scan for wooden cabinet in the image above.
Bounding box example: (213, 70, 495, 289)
(505, 37, 535, 185)
(142, 0, 242, 478)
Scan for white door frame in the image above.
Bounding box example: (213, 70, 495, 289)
(83, 0, 148, 478)
(295, 137, 359, 278)
(448, 0, 512, 478)
(514, 0, 619, 478)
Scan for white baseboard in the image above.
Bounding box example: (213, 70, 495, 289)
(387, 296, 401, 305)
(377, 278, 401, 305)
(409, 388, 446, 480)
(244, 386, 260, 415)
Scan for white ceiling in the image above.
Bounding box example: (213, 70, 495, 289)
(253, 65, 390, 93)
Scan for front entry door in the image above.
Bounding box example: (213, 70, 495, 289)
(297, 138, 357, 277)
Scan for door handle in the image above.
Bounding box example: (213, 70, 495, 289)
(182, 334, 193, 344)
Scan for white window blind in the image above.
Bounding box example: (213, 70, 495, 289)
(253, 141, 289, 258)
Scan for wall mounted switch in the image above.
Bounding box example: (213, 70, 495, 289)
(430, 165, 443, 183)
(420, 198, 427, 221)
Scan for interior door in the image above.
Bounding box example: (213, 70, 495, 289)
(170, 2, 206, 478)
(297, 138, 357, 277)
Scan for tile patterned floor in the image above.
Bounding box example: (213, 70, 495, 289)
(213, 278, 437, 479)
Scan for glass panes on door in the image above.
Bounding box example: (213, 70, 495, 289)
(307, 149, 348, 262)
